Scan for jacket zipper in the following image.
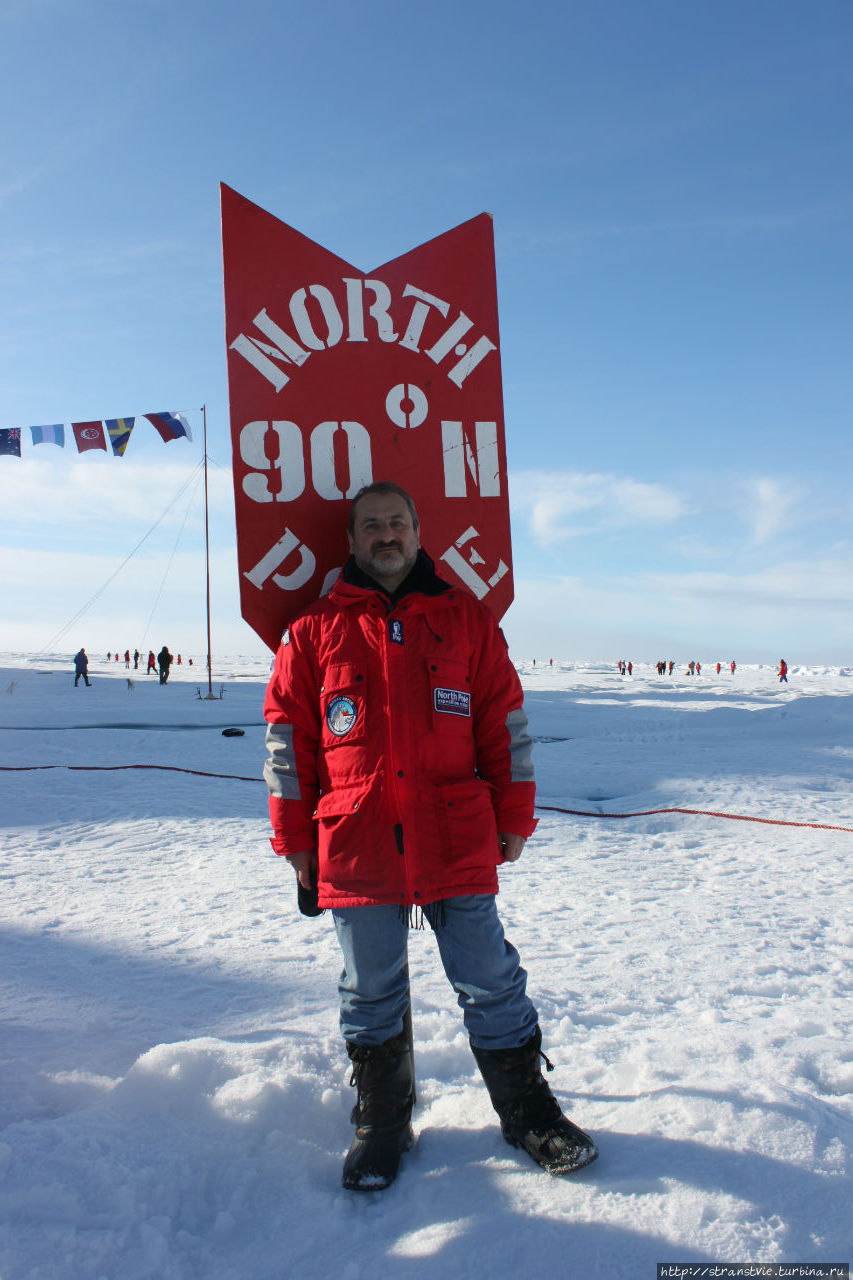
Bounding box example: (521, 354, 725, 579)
(379, 603, 411, 903)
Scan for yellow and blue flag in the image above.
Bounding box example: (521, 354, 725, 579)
(105, 417, 135, 457)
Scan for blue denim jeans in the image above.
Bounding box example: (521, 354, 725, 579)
(332, 894, 539, 1049)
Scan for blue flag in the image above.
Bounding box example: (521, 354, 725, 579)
(30, 424, 65, 447)
(0, 429, 22, 457)
(105, 417, 135, 457)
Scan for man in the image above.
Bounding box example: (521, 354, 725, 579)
(73, 647, 90, 687)
(157, 646, 173, 685)
(263, 482, 597, 1190)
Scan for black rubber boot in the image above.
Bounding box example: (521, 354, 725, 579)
(342, 1027, 415, 1191)
(472, 1026, 598, 1175)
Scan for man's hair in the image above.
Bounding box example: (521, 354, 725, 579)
(348, 481, 419, 533)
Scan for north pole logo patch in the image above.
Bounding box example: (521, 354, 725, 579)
(326, 695, 359, 737)
(434, 687, 471, 717)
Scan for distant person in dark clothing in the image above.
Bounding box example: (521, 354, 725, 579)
(133, 649, 140, 670)
(73, 648, 90, 687)
(158, 646, 173, 684)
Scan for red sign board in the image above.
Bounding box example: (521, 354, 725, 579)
(221, 184, 514, 652)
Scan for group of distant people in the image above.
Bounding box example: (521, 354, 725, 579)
(650, 659, 736, 676)
(74, 646, 191, 686)
(620, 658, 711, 676)
(616, 658, 792, 681)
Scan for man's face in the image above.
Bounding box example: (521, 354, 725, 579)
(348, 492, 420, 591)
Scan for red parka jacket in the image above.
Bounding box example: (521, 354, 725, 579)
(263, 552, 537, 910)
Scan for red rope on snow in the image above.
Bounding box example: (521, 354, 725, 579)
(536, 802, 853, 834)
(1, 763, 850, 833)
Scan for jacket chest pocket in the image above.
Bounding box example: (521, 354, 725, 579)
(426, 656, 473, 735)
(320, 663, 368, 749)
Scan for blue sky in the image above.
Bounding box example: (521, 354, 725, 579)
(1, 0, 851, 663)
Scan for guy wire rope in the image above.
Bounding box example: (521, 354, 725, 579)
(35, 461, 205, 657)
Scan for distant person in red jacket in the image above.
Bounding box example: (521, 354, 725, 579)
(779, 658, 788, 683)
(263, 482, 597, 1191)
(146, 651, 157, 675)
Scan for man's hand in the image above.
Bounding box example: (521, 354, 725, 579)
(498, 833, 526, 862)
(286, 850, 318, 889)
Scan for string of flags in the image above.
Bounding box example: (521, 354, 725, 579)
(0, 411, 193, 458)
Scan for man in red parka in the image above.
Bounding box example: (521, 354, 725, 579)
(263, 482, 597, 1191)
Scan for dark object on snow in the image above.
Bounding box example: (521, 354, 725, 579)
(221, 727, 245, 737)
(297, 878, 324, 917)
(471, 1026, 598, 1175)
(342, 1022, 415, 1191)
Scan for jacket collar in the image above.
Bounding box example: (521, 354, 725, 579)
(335, 549, 452, 608)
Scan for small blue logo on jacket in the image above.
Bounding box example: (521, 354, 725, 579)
(389, 619, 404, 644)
(326, 695, 359, 736)
(434, 688, 471, 717)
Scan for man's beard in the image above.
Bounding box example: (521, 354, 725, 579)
(361, 542, 416, 583)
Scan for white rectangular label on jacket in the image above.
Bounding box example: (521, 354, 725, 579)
(434, 687, 471, 716)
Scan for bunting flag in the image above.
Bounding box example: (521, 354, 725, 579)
(30, 424, 65, 447)
(72, 421, 108, 452)
(144, 411, 192, 443)
(105, 417, 135, 457)
(0, 428, 22, 457)
(0, 410, 196, 458)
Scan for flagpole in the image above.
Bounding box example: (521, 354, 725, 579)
(202, 404, 215, 699)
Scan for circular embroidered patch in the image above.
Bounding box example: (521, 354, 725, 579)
(326, 695, 359, 737)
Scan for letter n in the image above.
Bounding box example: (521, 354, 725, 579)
(441, 421, 501, 497)
(229, 309, 311, 392)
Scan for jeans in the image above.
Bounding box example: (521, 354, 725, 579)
(332, 894, 539, 1050)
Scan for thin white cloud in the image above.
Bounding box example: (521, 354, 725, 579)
(637, 558, 853, 612)
(503, 555, 853, 664)
(748, 477, 801, 545)
(0, 456, 232, 536)
(510, 469, 687, 547)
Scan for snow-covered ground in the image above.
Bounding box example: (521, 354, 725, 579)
(1, 653, 852, 1279)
